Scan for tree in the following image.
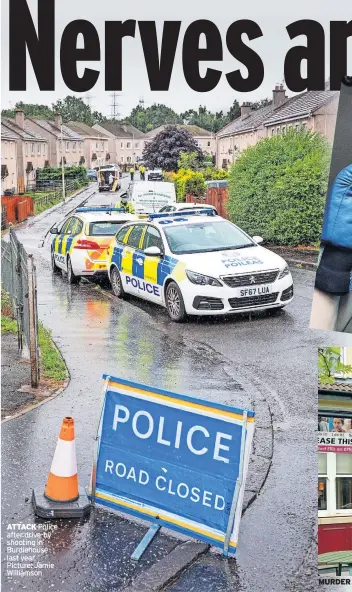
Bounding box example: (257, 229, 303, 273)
(318, 347, 352, 385)
(143, 126, 203, 171)
(251, 97, 272, 110)
(227, 100, 241, 121)
(177, 151, 201, 171)
(2, 101, 54, 119)
(227, 129, 331, 246)
(180, 105, 230, 132)
(51, 96, 106, 125)
(126, 103, 181, 132)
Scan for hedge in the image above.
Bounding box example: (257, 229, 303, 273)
(227, 130, 331, 246)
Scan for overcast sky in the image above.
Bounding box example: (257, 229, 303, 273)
(1, 0, 351, 117)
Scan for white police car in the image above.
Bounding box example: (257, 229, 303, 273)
(50, 207, 137, 284)
(108, 209, 293, 322)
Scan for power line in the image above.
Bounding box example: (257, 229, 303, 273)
(110, 93, 121, 118)
(83, 94, 95, 109)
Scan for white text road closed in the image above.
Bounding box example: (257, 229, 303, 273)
(91, 376, 255, 555)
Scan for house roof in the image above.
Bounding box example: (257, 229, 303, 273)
(145, 124, 212, 138)
(1, 123, 19, 141)
(2, 118, 47, 141)
(264, 90, 339, 126)
(96, 122, 146, 139)
(319, 382, 352, 394)
(66, 121, 109, 139)
(217, 103, 280, 138)
(27, 118, 82, 140)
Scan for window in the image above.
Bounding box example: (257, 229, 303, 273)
(38, 144, 41, 155)
(73, 142, 76, 152)
(31, 143, 35, 154)
(126, 142, 131, 149)
(319, 478, 327, 510)
(121, 142, 124, 149)
(43, 144, 46, 155)
(60, 141, 62, 152)
(127, 225, 146, 249)
(89, 221, 125, 236)
(116, 225, 132, 244)
(10, 142, 14, 157)
(164, 220, 254, 255)
(271, 129, 275, 136)
(25, 143, 28, 156)
(71, 218, 83, 235)
(79, 142, 82, 152)
(282, 126, 286, 135)
(127, 156, 132, 163)
(295, 123, 300, 132)
(60, 218, 75, 234)
(276, 127, 280, 135)
(135, 142, 139, 148)
(301, 122, 307, 130)
(66, 142, 70, 152)
(143, 226, 163, 251)
(207, 141, 211, 147)
(120, 156, 124, 163)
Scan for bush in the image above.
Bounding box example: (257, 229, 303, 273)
(202, 167, 229, 181)
(36, 165, 88, 186)
(227, 130, 331, 246)
(172, 168, 206, 201)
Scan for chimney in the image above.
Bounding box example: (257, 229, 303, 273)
(240, 102, 252, 119)
(15, 108, 25, 129)
(55, 113, 62, 128)
(272, 83, 286, 108)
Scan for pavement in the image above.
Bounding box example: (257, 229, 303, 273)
(1, 333, 33, 418)
(2, 180, 352, 592)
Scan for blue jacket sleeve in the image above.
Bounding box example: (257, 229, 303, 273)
(321, 164, 352, 249)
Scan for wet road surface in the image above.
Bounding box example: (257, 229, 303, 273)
(2, 184, 352, 592)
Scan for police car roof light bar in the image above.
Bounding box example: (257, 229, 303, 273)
(75, 207, 125, 213)
(149, 209, 216, 220)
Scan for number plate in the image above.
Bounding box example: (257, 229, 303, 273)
(236, 285, 272, 297)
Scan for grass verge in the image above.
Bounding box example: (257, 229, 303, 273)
(38, 323, 69, 382)
(2, 287, 68, 382)
(1, 315, 18, 334)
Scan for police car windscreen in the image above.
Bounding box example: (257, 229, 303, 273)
(163, 220, 254, 254)
(88, 221, 124, 236)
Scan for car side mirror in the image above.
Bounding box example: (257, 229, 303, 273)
(252, 236, 263, 244)
(50, 227, 59, 234)
(144, 246, 162, 257)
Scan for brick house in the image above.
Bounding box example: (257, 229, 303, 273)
(25, 114, 83, 167)
(145, 124, 216, 158)
(263, 90, 339, 142)
(1, 124, 18, 192)
(93, 123, 146, 166)
(65, 122, 110, 169)
(2, 110, 49, 191)
(216, 85, 339, 168)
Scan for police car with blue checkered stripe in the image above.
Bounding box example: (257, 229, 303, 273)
(108, 209, 293, 322)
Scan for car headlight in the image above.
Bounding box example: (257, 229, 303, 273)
(186, 270, 222, 287)
(278, 265, 290, 279)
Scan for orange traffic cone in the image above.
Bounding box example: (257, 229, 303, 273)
(32, 417, 91, 519)
(45, 417, 79, 502)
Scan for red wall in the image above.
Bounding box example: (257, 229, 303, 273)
(319, 523, 352, 553)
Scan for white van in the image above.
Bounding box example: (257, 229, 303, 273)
(127, 181, 176, 214)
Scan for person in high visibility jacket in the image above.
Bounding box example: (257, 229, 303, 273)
(130, 167, 135, 181)
(139, 165, 146, 180)
(116, 192, 135, 214)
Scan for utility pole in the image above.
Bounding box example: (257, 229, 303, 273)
(84, 93, 95, 108)
(61, 124, 66, 201)
(110, 93, 121, 119)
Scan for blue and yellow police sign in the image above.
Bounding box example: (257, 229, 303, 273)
(91, 375, 255, 555)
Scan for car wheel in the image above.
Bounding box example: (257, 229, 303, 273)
(67, 257, 80, 285)
(165, 281, 186, 322)
(110, 266, 126, 298)
(51, 250, 60, 274)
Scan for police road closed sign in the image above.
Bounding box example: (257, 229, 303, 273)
(91, 376, 255, 554)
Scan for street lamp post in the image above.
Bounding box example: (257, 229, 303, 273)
(61, 124, 66, 201)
